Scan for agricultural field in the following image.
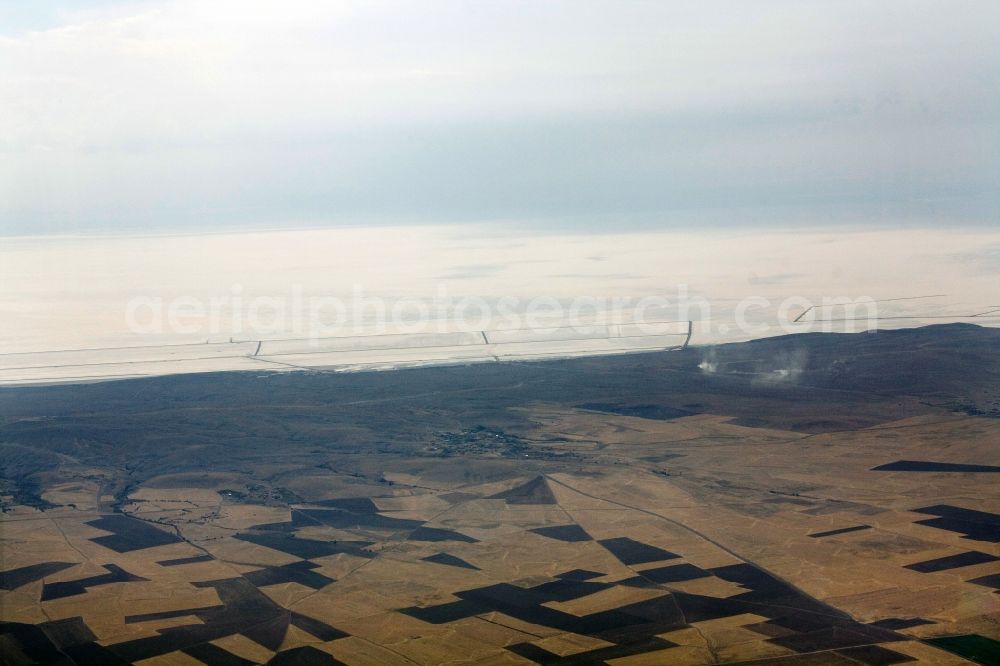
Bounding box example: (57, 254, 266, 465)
(2, 324, 999, 664)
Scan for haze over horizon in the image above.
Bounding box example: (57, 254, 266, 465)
(2, 0, 998, 236)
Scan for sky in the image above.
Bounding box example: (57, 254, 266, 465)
(1, 0, 998, 235)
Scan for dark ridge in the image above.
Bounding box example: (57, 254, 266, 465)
(923, 504, 1000, 527)
(183, 642, 256, 666)
(570, 603, 686, 649)
(293, 507, 423, 530)
(312, 497, 379, 512)
(488, 476, 558, 505)
(768, 614, 834, 632)
(576, 403, 697, 420)
(744, 621, 798, 638)
(598, 537, 680, 565)
(234, 533, 375, 559)
(638, 563, 710, 583)
(408, 526, 478, 543)
(0, 622, 72, 664)
(125, 606, 223, 623)
(872, 460, 1000, 473)
(618, 576, 664, 589)
(529, 579, 614, 603)
(402, 557, 908, 660)
(968, 573, 1000, 590)
(98, 578, 298, 663)
(409, 579, 613, 633)
(903, 551, 999, 573)
(290, 611, 349, 642)
(508, 636, 679, 665)
(157, 554, 213, 567)
(770, 626, 905, 653)
(65, 642, 130, 665)
(406, 575, 688, 642)
(41, 564, 148, 601)
(421, 552, 480, 570)
(267, 645, 346, 665)
(243, 562, 335, 590)
(0, 561, 76, 590)
(37, 616, 97, 648)
(809, 525, 872, 538)
(914, 522, 999, 544)
(912, 505, 1000, 543)
(555, 569, 603, 581)
(241, 614, 291, 651)
(834, 644, 917, 664)
(506, 642, 559, 664)
(400, 599, 489, 624)
(529, 524, 592, 542)
(709, 564, 845, 617)
(869, 618, 935, 630)
(86, 515, 183, 553)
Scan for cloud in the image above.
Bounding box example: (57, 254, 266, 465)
(2, 0, 998, 234)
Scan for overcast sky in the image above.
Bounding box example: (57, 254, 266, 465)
(1, 0, 997, 235)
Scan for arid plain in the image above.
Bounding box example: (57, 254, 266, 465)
(2, 324, 998, 664)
